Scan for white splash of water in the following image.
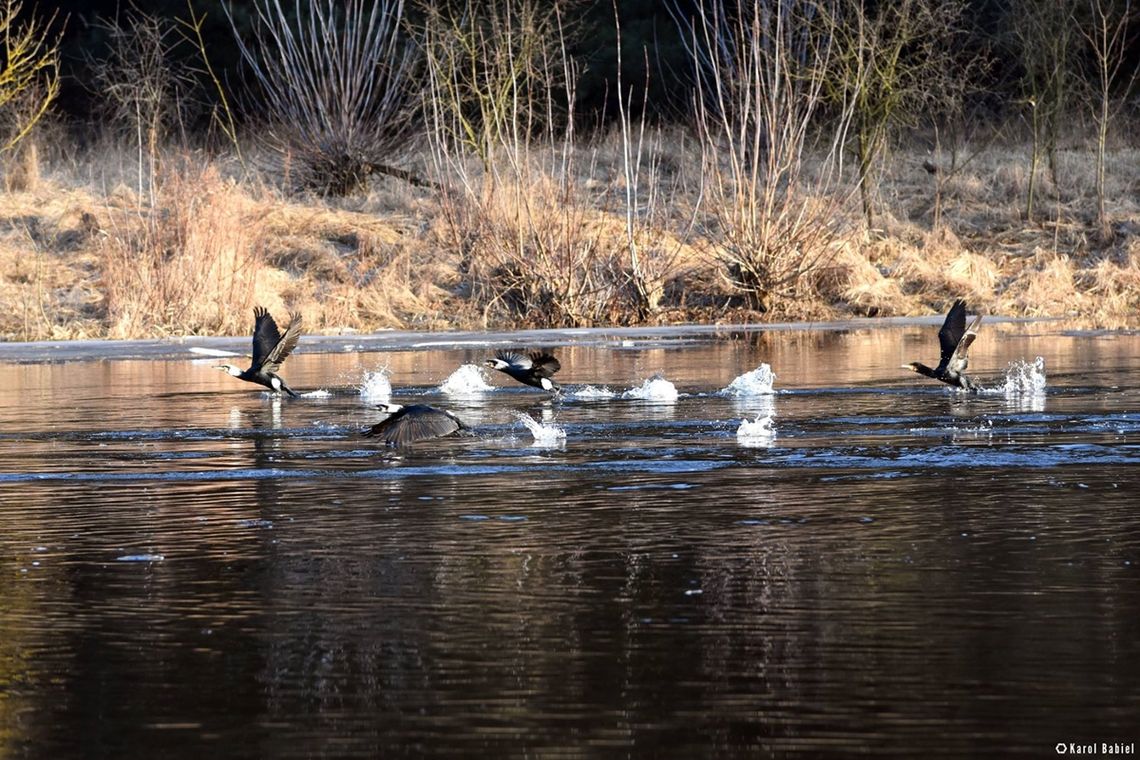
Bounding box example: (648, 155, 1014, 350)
(721, 363, 777, 396)
(439, 364, 494, 396)
(993, 356, 1047, 411)
(1001, 356, 1047, 396)
(622, 375, 679, 401)
(516, 413, 567, 446)
(358, 369, 392, 404)
(736, 415, 776, 447)
(566, 385, 617, 399)
(301, 389, 332, 398)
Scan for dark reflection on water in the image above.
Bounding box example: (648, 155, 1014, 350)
(1, 325, 1138, 758)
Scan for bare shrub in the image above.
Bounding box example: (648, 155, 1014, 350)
(673, 0, 858, 314)
(417, 0, 567, 171)
(612, 9, 696, 319)
(227, 0, 421, 196)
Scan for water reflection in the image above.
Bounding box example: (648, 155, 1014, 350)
(0, 324, 1138, 756)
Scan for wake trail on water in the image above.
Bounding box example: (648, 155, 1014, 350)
(563, 375, 679, 401)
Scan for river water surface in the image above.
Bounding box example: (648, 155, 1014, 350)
(0, 321, 1137, 758)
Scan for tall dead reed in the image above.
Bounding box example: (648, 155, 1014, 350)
(99, 161, 267, 337)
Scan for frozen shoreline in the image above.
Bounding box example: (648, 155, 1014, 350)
(0, 315, 1059, 363)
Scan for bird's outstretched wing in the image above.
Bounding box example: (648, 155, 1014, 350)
(494, 350, 532, 369)
(365, 406, 463, 446)
(250, 307, 281, 370)
(260, 311, 302, 374)
(937, 300, 968, 365)
(949, 314, 983, 365)
(528, 351, 561, 377)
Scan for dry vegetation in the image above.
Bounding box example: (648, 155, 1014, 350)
(1, 0, 1139, 341)
(0, 131, 1138, 341)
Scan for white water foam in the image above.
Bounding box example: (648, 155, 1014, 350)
(439, 364, 494, 396)
(516, 413, 567, 446)
(358, 369, 392, 404)
(1000, 356, 1047, 396)
(991, 355, 1047, 411)
(566, 385, 617, 399)
(301, 389, 332, 398)
(736, 415, 776, 447)
(721, 363, 777, 396)
(622, 375, 679, 401)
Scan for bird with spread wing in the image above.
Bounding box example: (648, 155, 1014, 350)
(902, 299, 983, 391)
(216, 307, 303, 396)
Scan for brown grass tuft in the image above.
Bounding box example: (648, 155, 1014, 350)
(99, 162, 270, 337)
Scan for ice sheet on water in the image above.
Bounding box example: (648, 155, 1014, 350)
(439, 364, 493, 396)
(516, 413, 567, 446)
(736, 415, 776, 447)
(188, 346, 240, 358)
(721, 363, 777, 396)
(358, 369, 392, 404)
(622, 375, 679, 401)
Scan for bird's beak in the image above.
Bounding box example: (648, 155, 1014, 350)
(482, 359, 494, 367)
(900, 364, 915, 372)
(214, 365, 227, 372)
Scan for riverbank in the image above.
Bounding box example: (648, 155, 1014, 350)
(2, 135, 1137, 341)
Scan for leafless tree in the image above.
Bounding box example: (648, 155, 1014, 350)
(823, 0, 965, 229)
(1079, 0, 1138, 234)
(1006, 0, 1081, 219)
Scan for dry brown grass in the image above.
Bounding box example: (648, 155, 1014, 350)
(428, 140, 700, 328)
(1, 128, 1139, 341)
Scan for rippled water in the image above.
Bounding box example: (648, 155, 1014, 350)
(1, 322, 1138, 758)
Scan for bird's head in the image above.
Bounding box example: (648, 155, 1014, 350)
(215, 364, 243, 377)
(540, 377, 558, 391)
(376, 402, 404, 414)
(484, 358, 508, 371)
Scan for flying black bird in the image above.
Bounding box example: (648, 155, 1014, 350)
(364, 403, 467, 446)
(902, 299, 983, 391)
(216, 306, 303, 396)
(484, 350, 561, 391)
